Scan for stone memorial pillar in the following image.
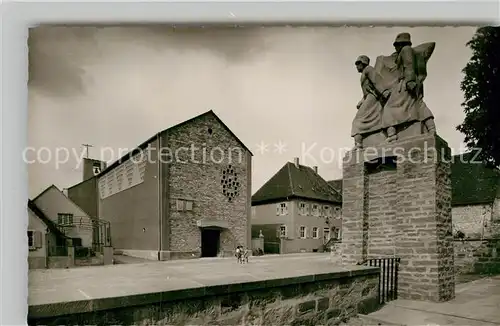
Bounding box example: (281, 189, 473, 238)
(341, 133, 455, 302)
(342, 32, 456, 302)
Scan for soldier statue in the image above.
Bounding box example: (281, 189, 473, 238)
(351, 32, 438, 148)
(380, 32, 437, 142)
(351, 55, 389, 149)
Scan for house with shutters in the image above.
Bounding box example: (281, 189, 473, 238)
(27, 200, 69, 269)
(32, 185, 96, 249)
(251, 157, 342, 254)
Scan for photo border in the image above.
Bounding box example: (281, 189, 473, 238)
(1, 1, 499, 323)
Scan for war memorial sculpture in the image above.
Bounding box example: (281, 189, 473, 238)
(343, 32, 456, 302)
(351, 32, 437, 148)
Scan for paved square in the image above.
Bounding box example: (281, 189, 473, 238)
(29, 253, 367, 307)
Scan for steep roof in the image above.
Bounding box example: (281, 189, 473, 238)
(252, 161, 342, 205)
(451, 151, 500, 206)
(327, 179, 343, 196)
(31, 184, 58, 202)
(98, 110, 253, 178)
(32, 184, 93, 219)
(27, 200, 67, 239)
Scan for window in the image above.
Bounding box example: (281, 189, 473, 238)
(299, 226, 306, 239)
(298, 202, 310, 215)
(323, 205, 332, 218)
(57, 213, 74, 225)
(279, 225, 287, 238)
(335, 228, 342, 240)
(331, 227, 341, 240)
(311, 204, 320, 217)
(27, 231, 34, 248)
(276, 202, 288, 216)
(323, 228, 330, 243)
(176, 199, 184, 211)
(312, 227, 319, 239)
(298, 202, 305, 215)
(28, 230, 42, 250)
(175, 199, 194, 211)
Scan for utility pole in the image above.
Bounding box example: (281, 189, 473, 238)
(82, 144, 93, 159)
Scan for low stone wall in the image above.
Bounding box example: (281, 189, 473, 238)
(74, 256, 104, 267)
(28, 257, 46, 270)
(454, 239, 500, 275)
(28, 267, 380, 326)
(46, 256, 73, 269)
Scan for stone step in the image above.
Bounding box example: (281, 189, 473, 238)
(357, 313, 406, 326)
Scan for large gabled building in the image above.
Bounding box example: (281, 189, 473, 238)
(251, 157, 342, 254)
(70, 110, 253, 261)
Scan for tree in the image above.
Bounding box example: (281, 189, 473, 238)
(457, 27, 500, 167)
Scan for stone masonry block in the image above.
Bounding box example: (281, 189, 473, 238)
(342, 133, 455, 302)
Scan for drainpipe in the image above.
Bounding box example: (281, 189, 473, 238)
(157, 133, 163, 261)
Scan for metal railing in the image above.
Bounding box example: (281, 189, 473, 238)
(359, 257, 401, 304)
(55, 216, 111, 253)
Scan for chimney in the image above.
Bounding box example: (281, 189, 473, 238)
(293, 157, 300, 168)
(313, 166, 318, 174)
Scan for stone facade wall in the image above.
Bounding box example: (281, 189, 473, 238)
(342, 134, 455, 302)
(435, 154, 455, 301)
(341, 158, 366, 265)
(28, 269, 380, 326)
(454, 239, 500, 275)
(367, 169, 397, 257)
(452, 204, 493, 238)
(163, 113, 251, 256)
(491, 198, 500, 236)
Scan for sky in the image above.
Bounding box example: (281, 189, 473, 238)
(28, 26, 476, 199)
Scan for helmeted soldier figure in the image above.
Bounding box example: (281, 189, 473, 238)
(381, 32, 436, 141)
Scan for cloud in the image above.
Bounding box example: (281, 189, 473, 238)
(137, 25, 270, 62)
(28, 25, 271, 99)
(28, 26, 100, 98)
